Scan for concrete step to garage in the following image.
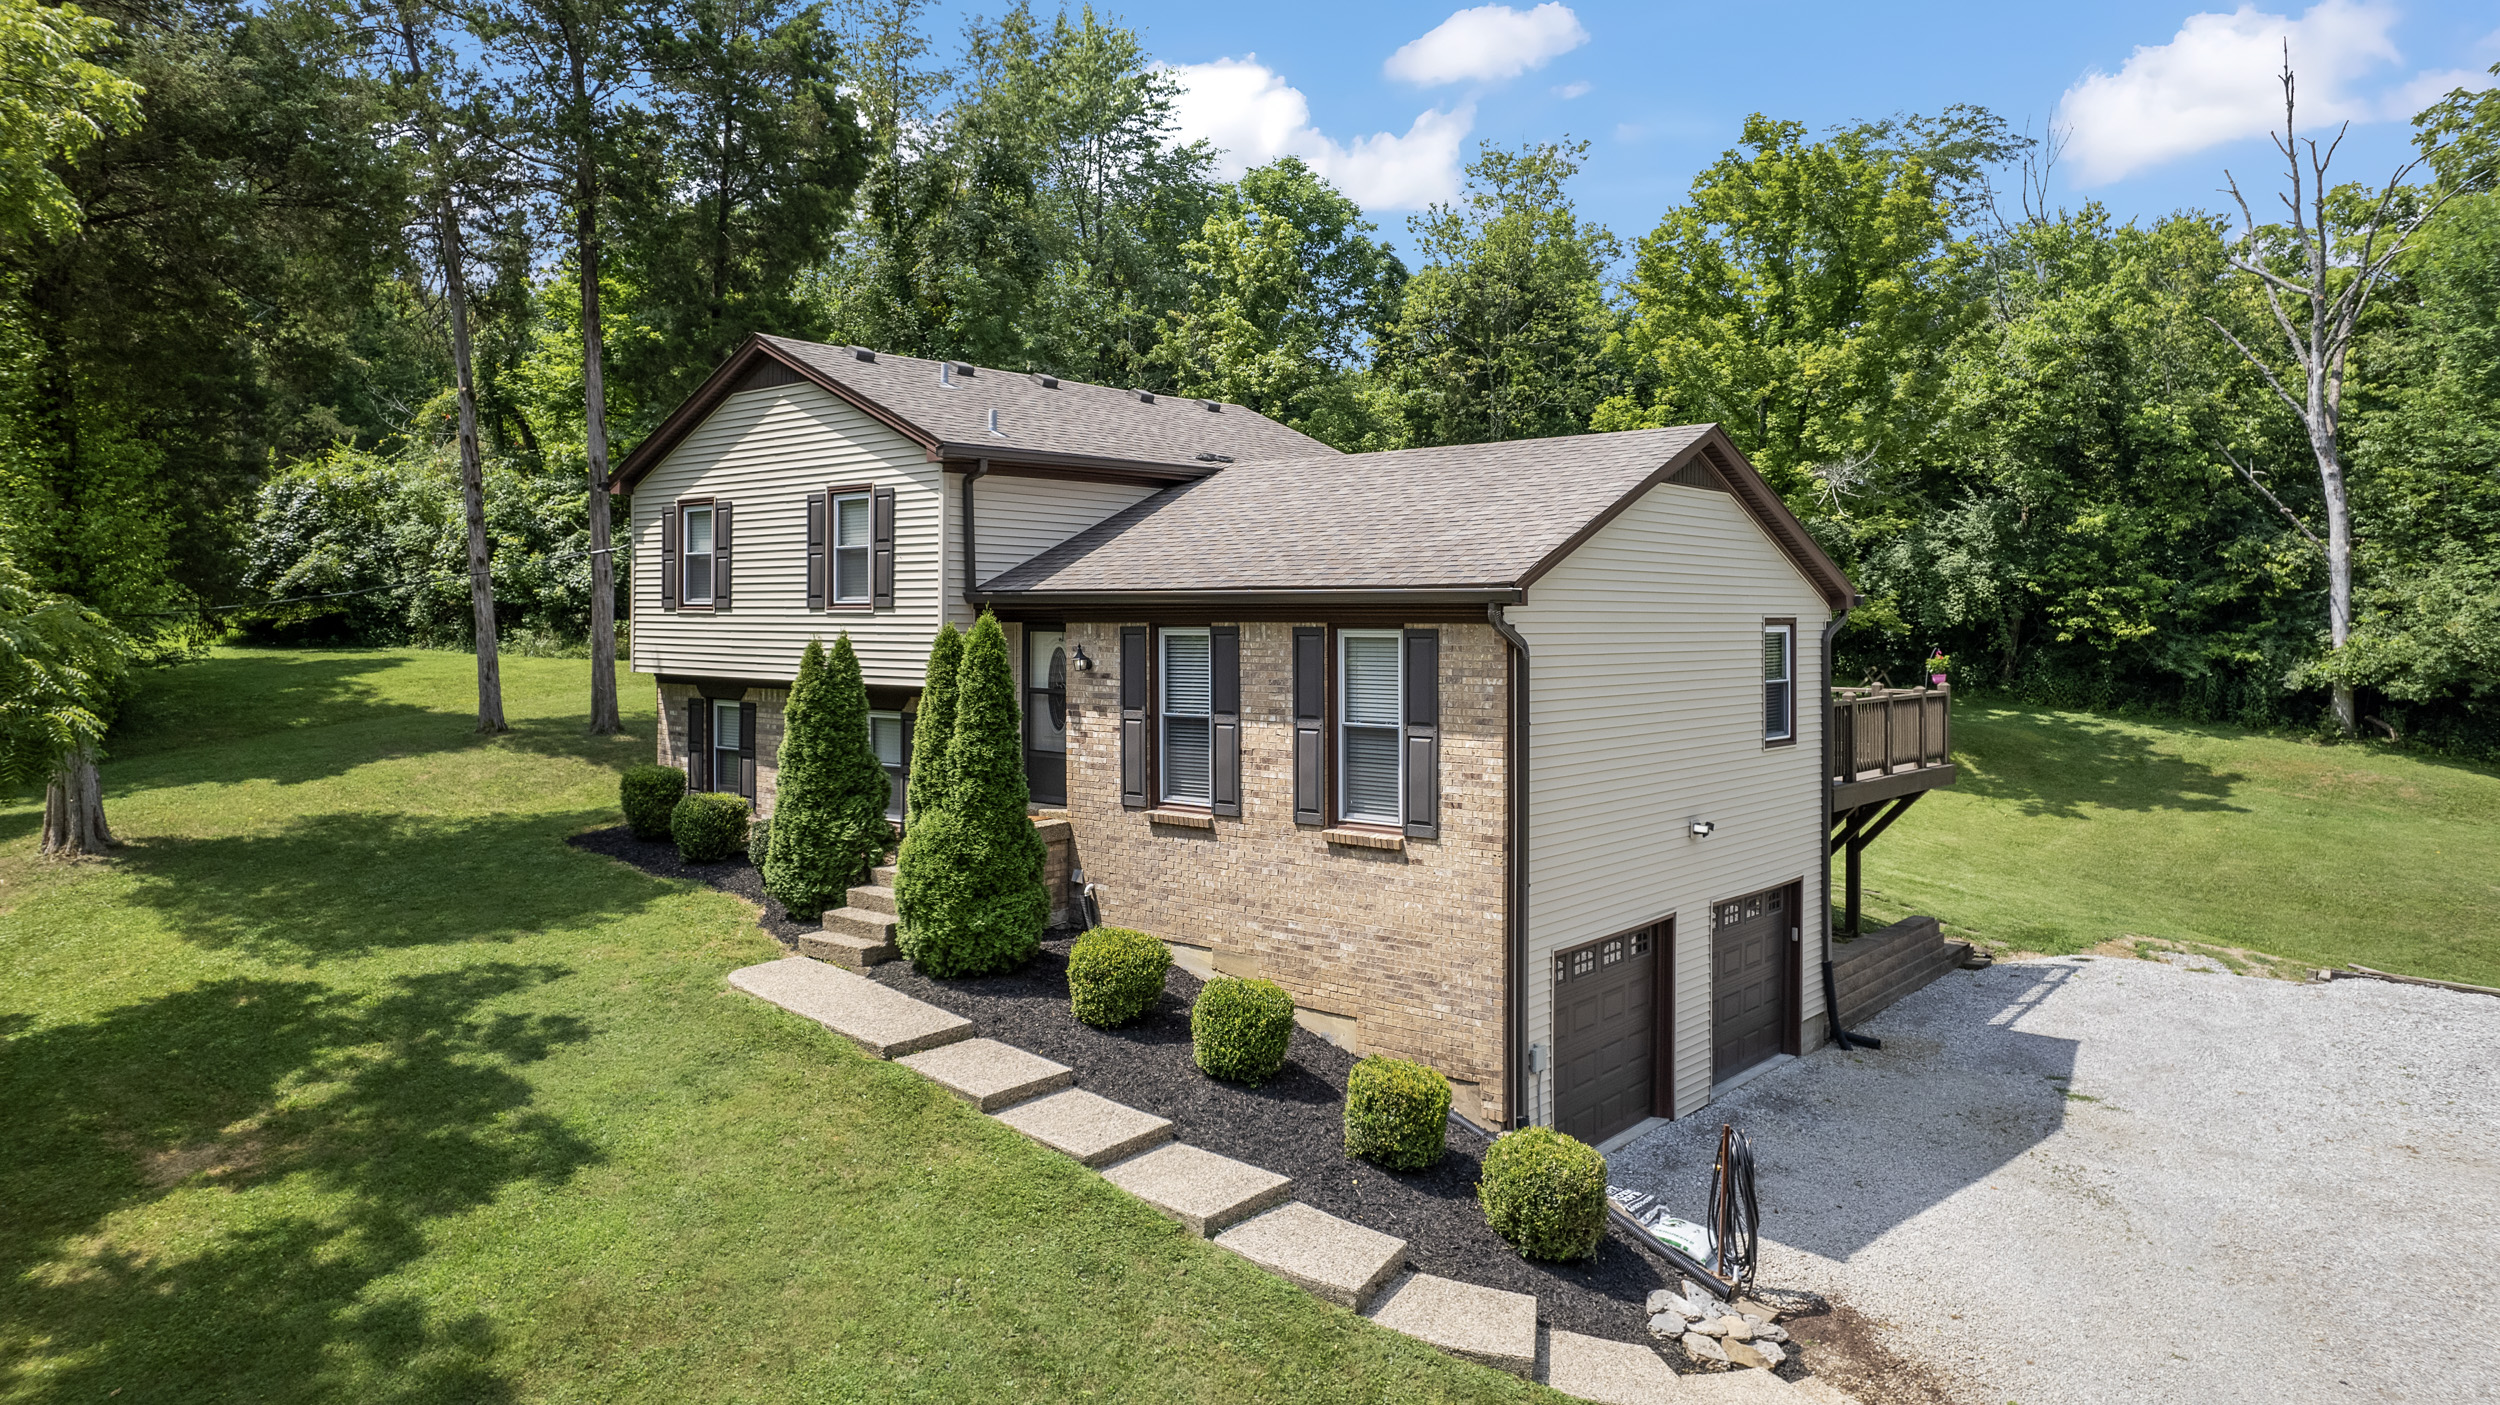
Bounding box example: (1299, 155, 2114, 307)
(846, 883, 897, 916)
(726, 956, 971, 1059)
(1213, 1202, 1408, 1310)
(1366, 1271, 1539, 1376)
(1537, 1328, 1682, 1403)
(992, 1087, 1174, 1167)
(1101, 1142, 1294, 1237)
(897, 1037, 1071, 1111)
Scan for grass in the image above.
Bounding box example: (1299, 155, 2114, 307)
(1844, 701, 2500, 986)
(0, 647, 1547, 1405)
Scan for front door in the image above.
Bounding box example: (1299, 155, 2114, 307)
(1711, 885, 1792, 1083)
(1553, 924, 1659, 1145)
(1024, 628, 1068, 805)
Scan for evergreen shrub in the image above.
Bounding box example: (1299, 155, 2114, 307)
(894, 614, 1049, 977)
(1191, 977, 1295, 1084)
(1067, 927, 1170, 1027)
(671, 792, 749, 863)
(1343, 1057, 1452, 1170)
(747, 813, 772, 867)
(621, 764, 685, 839)
(904, 621, 963, 827)
(1478, 1126, 1608, 1261)
(763, 636, 893, 919)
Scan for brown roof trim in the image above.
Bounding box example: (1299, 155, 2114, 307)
(977, 586, 1525, 611)
(935, 445, 1220, 485)
(1514, 426, 1856, 611)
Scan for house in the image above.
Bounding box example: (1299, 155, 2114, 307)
(613, 333, 1951, 1146)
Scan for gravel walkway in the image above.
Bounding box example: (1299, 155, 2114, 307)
(1608, 956, 2500, 1405)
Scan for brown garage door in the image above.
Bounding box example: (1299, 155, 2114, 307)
(1553, 924, 1659, 1145)
(1712, 885, 1791, 1083)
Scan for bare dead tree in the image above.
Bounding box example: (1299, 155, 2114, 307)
(2208, 54, 2477, 735)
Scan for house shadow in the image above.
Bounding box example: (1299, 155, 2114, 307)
(0, 963, 598, 1402)
(114, 808, 675, 962)
(1950, 707, 2248, 819)
(1611, 964, 2084, 1263)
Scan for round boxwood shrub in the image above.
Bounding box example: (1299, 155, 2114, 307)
(1478, 1126, 1608, 1261)
(1067, 927, 1170, 1028)
(1343, 1056, 1452, 1170)
(671, 792, 750, 863)
(1191, 977, 1295, 1085)
(622, 764, 687, 839)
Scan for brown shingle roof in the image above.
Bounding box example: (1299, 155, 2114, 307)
(982, 426, 1759, 599)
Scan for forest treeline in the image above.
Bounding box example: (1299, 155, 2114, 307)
(3, 0, 2498, 757)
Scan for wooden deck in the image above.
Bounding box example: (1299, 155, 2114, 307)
(1830, 685, 1956, 810)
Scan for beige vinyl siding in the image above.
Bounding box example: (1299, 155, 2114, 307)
(629, 383, 945, 689)
(973, 475, 1159, 581)
(1508, 481, 1831, 1122)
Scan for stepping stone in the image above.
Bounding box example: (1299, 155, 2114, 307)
(897, 1038, 1071, 1111)
(727, 957, 970, 1059)
(1678, 1369, 1806, 1401)
(1365, 1271, 1538, 1376)
(1102, 1142, 1294, 1236)
(1213, 1202, 1407, 1311)
(1540, 1328, 1682, 1404)
(992, 1088, 1173, 1167)
(1787, 1380, 1860, 1405)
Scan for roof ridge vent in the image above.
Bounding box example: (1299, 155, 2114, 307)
(849, 346, 876, 362)
(1031, 372, 1058, 388)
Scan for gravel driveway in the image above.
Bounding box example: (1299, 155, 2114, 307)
(1608, 956, 2500, 1405)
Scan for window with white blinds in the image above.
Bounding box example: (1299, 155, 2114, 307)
(1763, 623, 1795, 742)
(1338, 630, 1402, 824)
(868, 710, 905, 818)
(711, 698, 742, 792)
(1161, 628, 1212, 804)
(832, 492, 870, 602)
(682, 505, 715, 604)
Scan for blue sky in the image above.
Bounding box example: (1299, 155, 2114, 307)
(979, 1, 2496, 259)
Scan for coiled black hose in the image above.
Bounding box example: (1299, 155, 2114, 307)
(1709, 1123, 1760, 1295)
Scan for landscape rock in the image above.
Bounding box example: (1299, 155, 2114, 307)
(1689, 1317, 1728, 1337)
(1646, 1289, 1702, 1319)
(1755, 1323, 1788, 1343)
(1681, 1332, 1728, 1365)
(1722, 1339, 1770, 1370)
(1736, 1298, 1785, 1321)
(1648, 1312, 1684, 1337)
(1754, 1340, 1788, 1368)
(1720, 1315, 1754, 1342)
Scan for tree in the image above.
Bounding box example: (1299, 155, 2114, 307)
(0, 0, 139, 247)
(1384, 140, 1620, 447)
(892, 612, 1045, 977)
(902, 618, 960, 826)
(0, 554, 128, 855)
(762, 634, 890, 918)
(2210, 58, 2486, 735)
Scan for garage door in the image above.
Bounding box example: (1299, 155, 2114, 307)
(1553, 924, 1658, 1145)
(1711, 886, 1791, 1082)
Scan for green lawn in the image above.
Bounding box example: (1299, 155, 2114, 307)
(1846, 701, 2500, 986)
(0, 647, 1544, 1404)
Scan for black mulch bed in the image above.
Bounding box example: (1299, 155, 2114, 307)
(572, 825, 1702, 1348)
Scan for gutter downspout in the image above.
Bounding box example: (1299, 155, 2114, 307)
(1819, 600, 1855, 1050)
(961, 459, 989, 612)
(1489, 603, 1530, 1129)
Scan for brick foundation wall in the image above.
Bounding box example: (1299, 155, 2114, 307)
(656, 682, 788, 815)
(1061, 620, 1512, 1126)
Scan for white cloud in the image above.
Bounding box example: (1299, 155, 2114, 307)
(2056, 0, 2412, 185)
(1384, 3, 1589, 87)
(1554, 80, 1593, 100)
(1164, 56, 1473, 210)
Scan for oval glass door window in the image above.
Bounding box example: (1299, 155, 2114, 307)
(1025, 628, 1068, 806)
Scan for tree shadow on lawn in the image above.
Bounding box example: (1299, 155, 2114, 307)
(116, 809, 676, 962)
(1951, 707, 2248, 819)
(0, 963, 598, 1404)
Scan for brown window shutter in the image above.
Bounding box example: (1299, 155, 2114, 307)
(805, 492, 826, 610)
(739, 701, 759, 804)
(661, 502, 681, 610)
(871, 486, 896, 610)
(1210, 625, 1240, 817)
(687, 697, 710, 791)
(1119, 625, 1149, 809)
(713, 500, 734, 607)
(1402, 628, 1439, 840)
(1291, 626, 1324, 825)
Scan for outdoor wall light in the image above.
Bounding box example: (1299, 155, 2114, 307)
(1071, 645, 1094, 672)
(1689, 820, 1717, 839)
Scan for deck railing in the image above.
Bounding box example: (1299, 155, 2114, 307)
(1830, 685, 1951, 783)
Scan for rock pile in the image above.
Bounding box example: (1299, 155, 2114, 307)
(1645, 1278, 1791, 1372)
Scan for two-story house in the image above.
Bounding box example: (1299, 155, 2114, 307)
(613, 332, 1865, 1145)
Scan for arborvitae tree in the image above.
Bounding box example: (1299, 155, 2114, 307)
(762, 635, 889, 917)
(893, 612, 1047, 976)
(904, 620, 962, 826)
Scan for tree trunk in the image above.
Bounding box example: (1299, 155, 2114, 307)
(443, 198, 508, 734)
(578, 157, 621, 735)
(2315, 429, 2358, 735)
(41, 746, 114, 857)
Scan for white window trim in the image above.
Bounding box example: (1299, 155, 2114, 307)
(1763, 623, 1796, 743)
(868, 709, 904, 820)
(682, 504, 716, 606)
(711, 698, 743, 792)
(1337, 628, 1403, 827)
(830, 490, 871, 604)
(1159, 626, 1212, 807)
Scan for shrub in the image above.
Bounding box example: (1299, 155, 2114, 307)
(621, 764, 686, 839)
(904, 620, 963, 827)
(763, 636, 893, 919)
(1478, 1126, 1608, 1261)
(1192, 977, 1295, 1085)
(748, 813, 772, 868)
(1068, 927, 1170, 1027)
(1344, 1057, 1452, 1170)
(671, 791, 749, 863)
(894, 613, 1048, 977)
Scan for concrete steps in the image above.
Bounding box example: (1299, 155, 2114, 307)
(1102, 1142, 1294, 1236)
(1214, 1202, 1409, 1310)
(1540, 1329, 1682, 1404)
(793, 930, 893, 971)
(847, 883, 897, 916)
(869, 863, 898, 885)
(1367, 1271, 1539, 1376)
(993, 1087, 1175, 1167)
(726, 956, 969, 1059)
(897, 1038, 1071, 1111)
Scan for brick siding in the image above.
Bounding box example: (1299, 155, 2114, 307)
(656, 682, 788, 815)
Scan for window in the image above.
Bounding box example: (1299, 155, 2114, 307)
(1024, 628, 1067, 806)
(1338, 630, 1402, 825)
(868, 710, 905, 819)
(682, 505, 715, 605)
(1160, 628, 1211, 804)
(711, 699, 742, 791)
(832, 491, 870, 603)
(1763, 622, 1795, 743)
